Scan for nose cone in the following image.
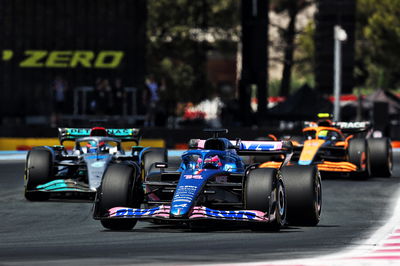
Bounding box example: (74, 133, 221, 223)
(299, 139, 324, 165)
(170, 169, 212, 218)
(170, 183, 199, 218)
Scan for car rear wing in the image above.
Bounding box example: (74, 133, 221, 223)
(234, 140, 293, 156)
(58, 128, 140, 144)
(302, 120, 372, 133)
(188, 138, 292, 155)
(332, 121, 372, 133)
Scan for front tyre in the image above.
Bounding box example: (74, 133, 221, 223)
(142, 148, 168, 176)
(24, 148, 53, 201)
(95, 163, 142, 230)
(245, 168, 286, 231)
(281, 165, 321, 226)
(368, 138, 392, 177)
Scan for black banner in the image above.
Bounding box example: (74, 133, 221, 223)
(0, 0, 146, 118)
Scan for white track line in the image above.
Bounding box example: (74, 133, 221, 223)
(204, 182, 400, 266)
(202, 149, 400, 266)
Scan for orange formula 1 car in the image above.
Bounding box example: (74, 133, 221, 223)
(261, 115, 392, 178)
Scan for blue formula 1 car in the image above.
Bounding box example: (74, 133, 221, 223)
(93, 129, 322, 231)
(24, 127, 166, 201)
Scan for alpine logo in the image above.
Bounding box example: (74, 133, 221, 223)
(173, 203, 188, 208)
(184, 174, 203, 180)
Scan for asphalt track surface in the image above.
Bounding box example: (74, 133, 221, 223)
(1, 152, 400, 266)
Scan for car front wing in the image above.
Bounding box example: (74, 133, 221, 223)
(103, 205, 270, 223)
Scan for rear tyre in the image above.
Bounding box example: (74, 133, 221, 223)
(368, 138, 392, 177)
(142, 148, 168, 176)
(348, 138, 370, 178)
(96, 163, 142, 230)
(24, 148, 53, 201)
(245, 168, 286, 231)
(281, 165, 321, 226)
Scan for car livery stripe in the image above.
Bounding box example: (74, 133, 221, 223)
(84, 155, 109, 160)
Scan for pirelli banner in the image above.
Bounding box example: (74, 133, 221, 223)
(0, 0, 146, 118)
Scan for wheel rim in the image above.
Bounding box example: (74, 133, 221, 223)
(277, 181, 286, 217)
(315, 174, 322, 215)
(388, 146, 393, 173)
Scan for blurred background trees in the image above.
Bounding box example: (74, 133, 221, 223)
(356, 0, 400, 90)
(146, 0, 317, 103)
(147, 0, 400, 103)
(270, 0, 314, 97)
(147, 0, 240, 104)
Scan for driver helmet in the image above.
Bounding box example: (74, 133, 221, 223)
(204, 155, 222, 169)
(196, 157, 203, 168)
(86, 140, 106, 153)
(86, 141, 98, 153)
(318, 130, 328, 140)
